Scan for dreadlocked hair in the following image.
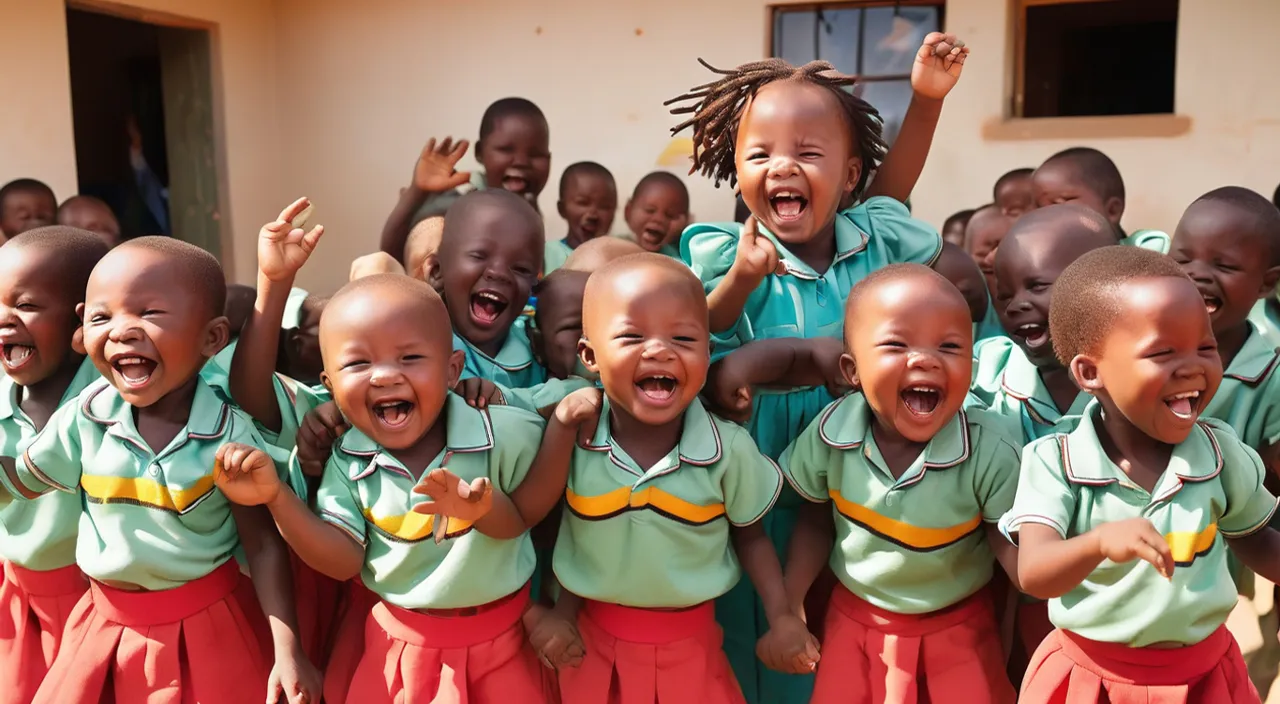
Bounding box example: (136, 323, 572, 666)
(665, 58, 887, 196)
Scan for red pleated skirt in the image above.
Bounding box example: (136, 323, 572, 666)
(811, 584, 1015, 704)
(323, 579, 379, 703)
(1020, 626, 1260, 703)
(343, 583, 556, 703)
(31, 560, 271, 704)
(290, 549, 343, 669)
(0, 561, 88, 704)
(558, 599, 745, 704)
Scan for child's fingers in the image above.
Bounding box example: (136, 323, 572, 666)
(448, 139, 470, 163)
(467, 477, 490, 503)
(421, 138, 437, 158)
(433, 512, 448, 544)
(1134, 534, 1173, 579)
(301, 225, 324, 252)
(277, 197, 310, 224)
(409, 499, 438, 514)
(445, 170, 472, 189)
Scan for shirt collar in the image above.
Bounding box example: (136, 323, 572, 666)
(1061, 399, 1224, 486)
(998, 344, 1090, 424)
(0, 357, 101, 423)
(760, 214, 869, 281)
(816, 393, 971, 472)
(454, 317, 536, 372)
(81, 376, 233, 454)
(580, 396, 722, 470)
(1223, 323, 1280, 385)
(338, 392, 494, 481)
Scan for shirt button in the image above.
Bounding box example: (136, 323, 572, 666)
(149, 463, 161, 477)
(885, 494, 894, 507)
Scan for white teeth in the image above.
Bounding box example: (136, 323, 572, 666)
(6, 346, 32, 364)
(116, 356, 146, 365)
(1169, 391, 1200, 400)
(1017, 324, 1042, 333)
(909, 386, 936, 393)
(477, 292, 504, 303)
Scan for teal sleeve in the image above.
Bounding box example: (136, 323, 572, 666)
(968, 412, 1022, 522)
(999, 435, 1076, 542)
(1215, 427, 1279, 537)
(777, 415, 831, 503)
(846, 196, 943, 267)
(315, 454, 367, 547)
(720, 427, 783, 526)
(501, 377, 593, 415)
(487, 406, 546, 493)
(969, 337, 1012, 407)
(18, 400, 84, 495)
(680, 222, 758, 358)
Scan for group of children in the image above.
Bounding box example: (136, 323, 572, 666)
(1, 29, 1279, 704)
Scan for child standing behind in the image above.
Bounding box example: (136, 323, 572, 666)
(0, 227, 107, 704)
(1030, 147, 1170, 253)
(623, 171, 690, 258)
(547, 162, 618, 273)
(1004, 246, 1280, 703)
(782, 264, 1019, 703)
(0, 179, 56, 241)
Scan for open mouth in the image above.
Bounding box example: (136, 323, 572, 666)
(112, 355, 158, 389)
(1014, 323, 1050, 351)
(1164, 390, 1201, 420)
(2, 344, 34, 371)
(502, 173, 529, 194)
(1202, 294, 1222, 315)
(769, 190, 808, 221)
(636, 374, 678, 403)
(579, 220, 600, 237)
(373, 399, 414, 429)
(901, 385, 941, 417)
(470, 290, 510, 326)
(639, 226, 668, 248)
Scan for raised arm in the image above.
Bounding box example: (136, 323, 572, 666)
(704, 337, 846, 421)
(1015, 519, 1172, 600)
(379, 138, 472, 259)
(707, 217, 785, 334)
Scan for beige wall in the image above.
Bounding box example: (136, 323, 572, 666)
(3, 0, 1278, 291)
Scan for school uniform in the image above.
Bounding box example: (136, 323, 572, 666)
(1250, 297, 1280, 348)
(554, 397, 782, 704)
(0, 359, 99, 704)
(974, 289, 1006, 342)
(317, 393, 554, 704)
(683, 196, 942, 704)
(545, 238, 574, 274)
(1119, 229, 1171, 254)
(780, 395, 1018, 704)
(1000, 400, 1274, 703)
(499, 375, 596, 415)
(455, 316, 549, 389)
(970, 337, 1090, 444)
(6, 378, 277, 704)
(1204, 323, 1280, 463)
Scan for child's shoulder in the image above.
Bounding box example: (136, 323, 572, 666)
(974, 334, 1019, 363)
(961, 405, 1025, 455)
(679, 221, 741, 272)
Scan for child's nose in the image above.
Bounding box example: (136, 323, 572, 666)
(905, 349, 941, 370)
(767, 156, 801, 179)
(368, 365, 403, 386)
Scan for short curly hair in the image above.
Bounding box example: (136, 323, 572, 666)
(1049, 246, 1189, 365)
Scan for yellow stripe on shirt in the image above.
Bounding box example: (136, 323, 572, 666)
(80, 473, 216, 514)
(830, 489, 981, 552)
(1166, 523, 1217, 567)
(363, 509, 474, 543)
(565, 485, 726, 526)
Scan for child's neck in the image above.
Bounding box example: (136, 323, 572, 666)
(1214, 322, 1251, 370)
(19, 355, 83, 431)
(387, 414, 448, 480)
(1093, 401, 1171, 494)
(564, 230, 587, 250)
(132, 375, 197, 454)
(609, 405, 683, 471)
(463, 328, 509, 359)
(1037, 364, 1082, 414)
(785, 220, 838, 275)
(870, 419, 927, 480)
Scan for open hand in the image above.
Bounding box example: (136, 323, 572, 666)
(912, 32, 968, 101)
(410, 468, 493, 543)
(259, 198, 324, 282)
(296, 402, 347, 478)
(733, 217, 786, 283)
(413, 138, 472, 193)
(214, 443, 281, 506)
(756, 614, 821, 675)
(455, 378, 507, 409)
(1094, 518, 1174, 579)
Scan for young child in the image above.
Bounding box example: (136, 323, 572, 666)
(427, 189, 547, 388)
(0, 227, 107, 703)
(498, 269, 596, 415)
(380, 98, 552, 259)
(56, 196, 121, 247)
(623, 171, 691, 257)
(934, 241, 1001, 341)
(942, 208, 975, 248)
(994, 168, 1035, 220)
(562, 235, 644, 272)
(511, 253, 802, 704)
(1031, 147, 1170, 253)
(668, 35, 965, 703)
(781, 264, 1019, 703)
(548, 161, 618, 273)
(0, 179, 56, 240)
(964, 204, 1012, 297)
(217, 272, 555, 703)
(404, 215, 445, 281)
(0, 236, 315, 703)
(1002, 245, 1280, 702)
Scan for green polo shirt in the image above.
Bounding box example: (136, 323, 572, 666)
(453, 316, 548, 389)
(0, 358, 101, 571)
(544, 239, 573, 274)
(553, 398, 783, 608)
(8, 378, 271, 590)
(780, 395, 1020, 615)
(1250, 298, 1280, 348)
(1203, 323, 1280, 451)
(1000, 401, 1278, 647)
(498, 376, 595, 415)
(316, 393, 542, 610)
(1120, 229, 1171, 254)
(970, 337, 1090, 444)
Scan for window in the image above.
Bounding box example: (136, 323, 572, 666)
(1015, 0, 1178, 118)
(770, 2, 944, 144)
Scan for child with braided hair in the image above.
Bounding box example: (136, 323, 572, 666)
(667, 32, 968, 703)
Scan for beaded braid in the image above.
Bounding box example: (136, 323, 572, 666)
(665, 58, 888, 197)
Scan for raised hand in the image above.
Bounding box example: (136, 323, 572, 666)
(1094, 518, 1175, 579)
(214, 443, 282, 506)
(410, 468, 494, 543)
(554, 388, 603, 443)
(259, 198, 324, 282)
(413, 138, 472, 193)
(733, 217, 786, 282)
(912, 32, 969, 101)
(296, 402, 347, 478)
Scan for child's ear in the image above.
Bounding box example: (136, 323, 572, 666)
(1070, 354, 1103, 394)
(578, 337, 599, 373)
(1260, 266, 1280, 297)
(320, 371, 333, 393)
(838, 353, 860, 389)
(72, 327, 86, 356)
(844, 157, 863, 199)
(201, 316, 231, 359)
(424, 253, 444, 292)
(623, 198, 634, 222)
(446, 349, 465, 389)
(1103, 197, 1125, 225)
(556, 200, 568, 220)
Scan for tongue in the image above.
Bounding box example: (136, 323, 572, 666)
(120, 363, 152, 383)
(6, 346, 31, 364)
(1169, 397, 1192, 416)
(383, 404, 408, 425)
(903, 391, 938, 415)
(471, 298, 502, 323)
(775, 198, 803, 217)
(639, 379, 675, 399)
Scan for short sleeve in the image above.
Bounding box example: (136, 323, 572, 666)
(845, 196, 942, 267)
(720, 427, 783, 526)
(501, 377, 593, 415)
(315, 454, 367, 547)
(485, 406, 546, 493)
(778, 416, 832, 503)
(999, 435, 1076, 542)
(968, 415, 1022, 522)
(970, 338, 1014, 407)
(680, 223, 758, 355)
(1216, 430, 1279, 537)
(1260, 376, 1280, 447)
(18, 400, 84, 495)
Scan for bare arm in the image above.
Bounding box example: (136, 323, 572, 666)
(231, 502, 303, 663)
(1228, 529, 1280, 584)
(783, 501, 836, 620)
(732, 522, 793, 627)
(707, 217, 781, 334)
(984, 522, 1021, 592)
(379, 187, 431, 260)
(380, 138, 472, 260)
(267, 487, 365, 582)
(864, 95, 943, 203)
(1016, 519, 1172, 600)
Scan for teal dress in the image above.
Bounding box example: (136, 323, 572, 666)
(974, 287, 1005, 342)
(682, 196, 942, 704)
(453, 316, 548, 389)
